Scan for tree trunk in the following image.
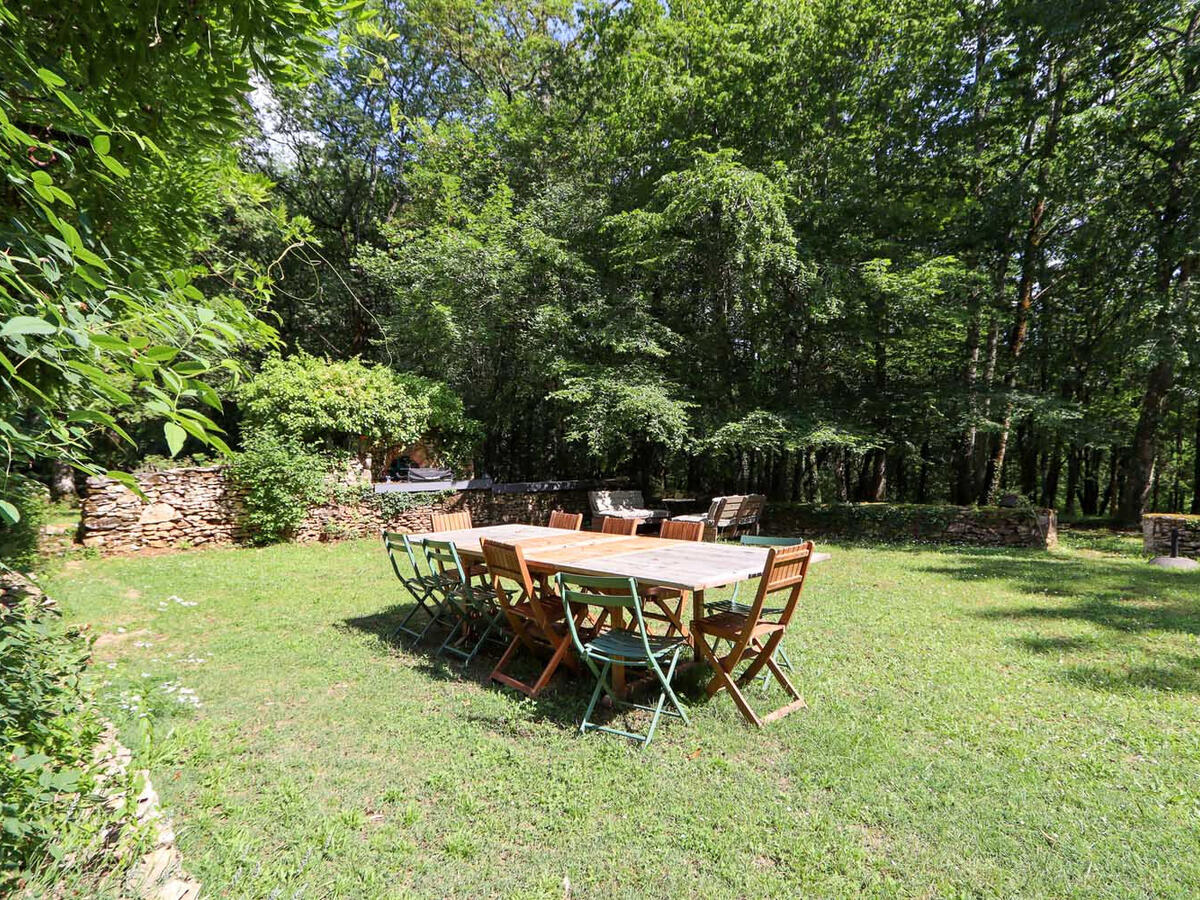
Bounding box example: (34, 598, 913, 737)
(1064, 446, 1080, 515)
(1193, 400, 1200, 513)
(987, 63, 1066, 503)
(1041, 436, 1062, 509)
(916, 440, 931, 503)
(48, 460, 76, 502)
(833, 449, 848, 502)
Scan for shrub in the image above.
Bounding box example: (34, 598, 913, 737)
(0, 593, 138, 888)
(228, 432, 329, 545)
(237, 353, 480, 467)
(0, 480, 48, 574)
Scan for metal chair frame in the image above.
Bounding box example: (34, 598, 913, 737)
(381, 530, 442, 643)
(423, 538, 507, 665)
(558, 572, 690, 749)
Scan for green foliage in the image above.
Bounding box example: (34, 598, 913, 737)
(233, 0, 1199, 512)
(365, 488, 457, 519)
(0, 597, 134, 886)
(237, 353, 479, 465)
(0, 0, 347, 510)
(227, 432, 329, 545)
(0, 481, 47, 573)
(550, 367, 693, 467)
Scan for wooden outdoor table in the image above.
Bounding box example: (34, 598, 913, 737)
(412, 524, 831, 653)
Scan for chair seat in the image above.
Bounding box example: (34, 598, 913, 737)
(585, 629, 687, 661)
(704, 598, 785, 616)
(693, 611, 785, 641)
(670, 513, 708, 523)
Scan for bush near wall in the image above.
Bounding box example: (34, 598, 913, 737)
(763, 502, 1058, 549)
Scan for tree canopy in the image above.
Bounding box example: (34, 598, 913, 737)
(247, 0, 1197, 520)
(4, 0, 1198, 530)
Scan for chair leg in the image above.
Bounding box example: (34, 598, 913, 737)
(392, 583, 437, 642)
(414, 596, 453, 644)
(760, 642, 794, 692)
(579, 659, 611, 734)
(528, 632, 573, 698)
(695, 632, 764, 728)
(643, 647, 689, 746)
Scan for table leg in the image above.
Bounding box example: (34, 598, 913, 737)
(692, 589, 705, 662)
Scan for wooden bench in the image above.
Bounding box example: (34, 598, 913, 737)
(672, 494, 766, 540)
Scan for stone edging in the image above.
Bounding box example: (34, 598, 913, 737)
(94, 724, 200, 900)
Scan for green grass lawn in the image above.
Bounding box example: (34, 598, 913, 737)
(46, 534, 1200, 898)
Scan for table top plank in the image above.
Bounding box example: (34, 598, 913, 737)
(409, 524, 828, 592)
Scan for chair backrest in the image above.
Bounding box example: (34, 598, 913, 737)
(660, 519, 704, 542)
(589, 490, 645, 514)
(599, 516, 639, 536)
(741, 534, 802, 547)
(422, 538, 468, 582)
(381, 530, 430, 581)
(741, 541, 813, 630)
(548, 510, 583, 531)
(431, 509, 472, 532)
(556, 572, 652, 656)
(480, 538, 537, 607)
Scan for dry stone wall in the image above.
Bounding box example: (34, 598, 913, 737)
(81, 467, 244, 552)
(80, 466, 591, 554)
(1142, 513, 1200, 558)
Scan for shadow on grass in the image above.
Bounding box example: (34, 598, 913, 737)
(921, 552, 1200, 635)
(1062, 654, 1200, 695)
(1011, 635, 1096, 654)
(339, 603, 714, 731)
(921, 550, 1200, 694)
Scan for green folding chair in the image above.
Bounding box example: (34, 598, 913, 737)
(423, 538, 507, 665)
(381, 530, 442, 643)
(557, 572, 690, 749)
(705, 535, 803, 689)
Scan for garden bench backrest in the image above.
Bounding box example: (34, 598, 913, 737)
(589, 490, 646, 515)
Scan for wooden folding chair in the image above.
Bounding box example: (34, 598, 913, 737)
(599, 516, 639, 536)
(692, 541, 813, 727)
(640, 518, 704, 636)
(430, 508, 490, 582)
(481, 539, 583, 698)
(548, 510, 583, 530)
(431, 509, 472, 532)
(709, 535, 804, 689)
